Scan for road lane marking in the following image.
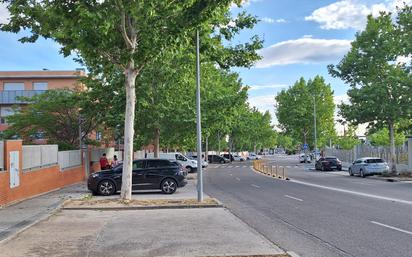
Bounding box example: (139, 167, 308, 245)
(291, 179, 412, 205)
(235, 177, 240, 181)
(251, 184, 261, 188)
(284, 195, 303, 202)
(229, 174, 233, 176)
(370, 221, 412, 236)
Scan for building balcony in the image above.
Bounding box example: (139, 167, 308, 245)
(0, 90, 46, 104)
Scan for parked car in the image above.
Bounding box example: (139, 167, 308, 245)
(208, 155, 230, 164)
(146, 152, 197, 173)
(221, 153, 245, 162)
(247, 153, 261, 160)
(299, 153, 311, 163)
(315, 156, 342, 171)
(348, 157, 389, 177)
(190, 155, 209, 168)
(87, 159, 187, 196)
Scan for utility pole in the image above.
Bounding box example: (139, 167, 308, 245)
(313, 95, 317, 153)
(195, 29, 203, 202)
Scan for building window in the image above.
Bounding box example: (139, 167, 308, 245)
(0, 107, 16, 117)
(96, 132, 102, 141)
(33, 82, 48, 90)
(4, 82, 24, 91)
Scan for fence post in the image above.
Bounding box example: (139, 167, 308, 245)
(282, 167, 285, 179)
(271, 166, 273, 177)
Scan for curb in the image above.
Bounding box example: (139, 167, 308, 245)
(62, 203, 224, 211)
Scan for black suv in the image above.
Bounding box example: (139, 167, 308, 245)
(208, 155, 230, 164)
(87, 159, 187, 196)
(315, 156, 342, 171)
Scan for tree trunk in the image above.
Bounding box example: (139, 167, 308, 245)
(154, 127, 160, 158)
(253, 142, 257, 154)
(205, 136, 208, 162)
(120, 67, 137, 201)
(388, 122, 397, 174)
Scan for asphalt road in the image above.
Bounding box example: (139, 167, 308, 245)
(204, 155, 412, 257)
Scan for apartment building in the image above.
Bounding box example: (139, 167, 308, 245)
(0, 69, 85, 131)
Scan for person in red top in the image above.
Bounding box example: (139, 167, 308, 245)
(99, 153, 110, 170)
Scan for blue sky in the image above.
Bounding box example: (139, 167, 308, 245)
(0, 0, 409, 134)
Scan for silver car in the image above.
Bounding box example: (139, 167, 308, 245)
(349, 157, 389, 177)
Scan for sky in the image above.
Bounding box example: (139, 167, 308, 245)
(0, 0, 410, 135)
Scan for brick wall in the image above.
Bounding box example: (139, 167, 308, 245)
(0, 140, 86, 207)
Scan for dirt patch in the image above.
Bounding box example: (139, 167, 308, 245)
(63, 197, 220, 209)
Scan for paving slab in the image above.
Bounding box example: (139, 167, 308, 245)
(0, 183, 88, 242)
(0, 208, 284, 257)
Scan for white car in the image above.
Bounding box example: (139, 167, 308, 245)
(190, 155, 209, 168)
(232, 154, 245, 161)
(349, 157, 389, 177)
(299, 153, 311, 163)
(247, 153, 261, 160)
(146, 152, 198, 172)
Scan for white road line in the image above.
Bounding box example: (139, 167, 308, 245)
(215, 165, 220, 168)
(235, 166, 240, 168)
(228, 166, 233, 168)
(229, 174, 233, 176)
(251, 184, 261, 188)
(284, 195, 303, 202)
(291, 179, 412, 205)
(235, 177, 240, 181)
(370, 221, 412, 236)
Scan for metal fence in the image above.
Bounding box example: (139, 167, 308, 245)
(22, 145, 58, 171)
(325, 144, 408, 164)
(58, 150, 82, 170)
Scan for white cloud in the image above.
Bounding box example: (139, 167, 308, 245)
(255, 37, 351, 68)
(248, 94, 277, 125)
(0, 3, 10, 24)
(306, 0, 412, 30)
(261, 17, 287, 24)
(334, 94, 350, 105)
(231, 0, 262, 8)
(248, 84, 288, 91)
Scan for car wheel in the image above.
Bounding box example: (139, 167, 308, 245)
(161, 178, 177, 194)
(338, 167, 342, 171)
(220, 160, 225, 164)
(321, 165, 325, 172)
(360, 169, 365, 178)
(349, 168, 353, 176)
(98, 180, 116, 196)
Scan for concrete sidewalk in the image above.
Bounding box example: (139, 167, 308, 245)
(0, 183, 88, 242)
(0, 208, 284, 257)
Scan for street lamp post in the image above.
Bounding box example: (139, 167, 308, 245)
(195, 29, 203, 202)
(313, 95, 317, 153)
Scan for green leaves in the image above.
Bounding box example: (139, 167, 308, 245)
(329, 7, 412, 130)
(275, 76, 336, 148)
(4, 90, 99, 150)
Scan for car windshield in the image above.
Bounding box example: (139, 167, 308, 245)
(365, 158, 385, 163)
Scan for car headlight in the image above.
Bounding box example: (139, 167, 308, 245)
(91, 173, 100, 178)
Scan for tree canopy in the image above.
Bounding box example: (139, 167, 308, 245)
(275, 76, 336, 149)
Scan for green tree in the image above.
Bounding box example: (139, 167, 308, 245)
(4, 90, 98, 150)
(275, 76, 336, 149)
(368, 128, 406, 147)
(328, 8, 412, 172)
(2, 0, 260, 200)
